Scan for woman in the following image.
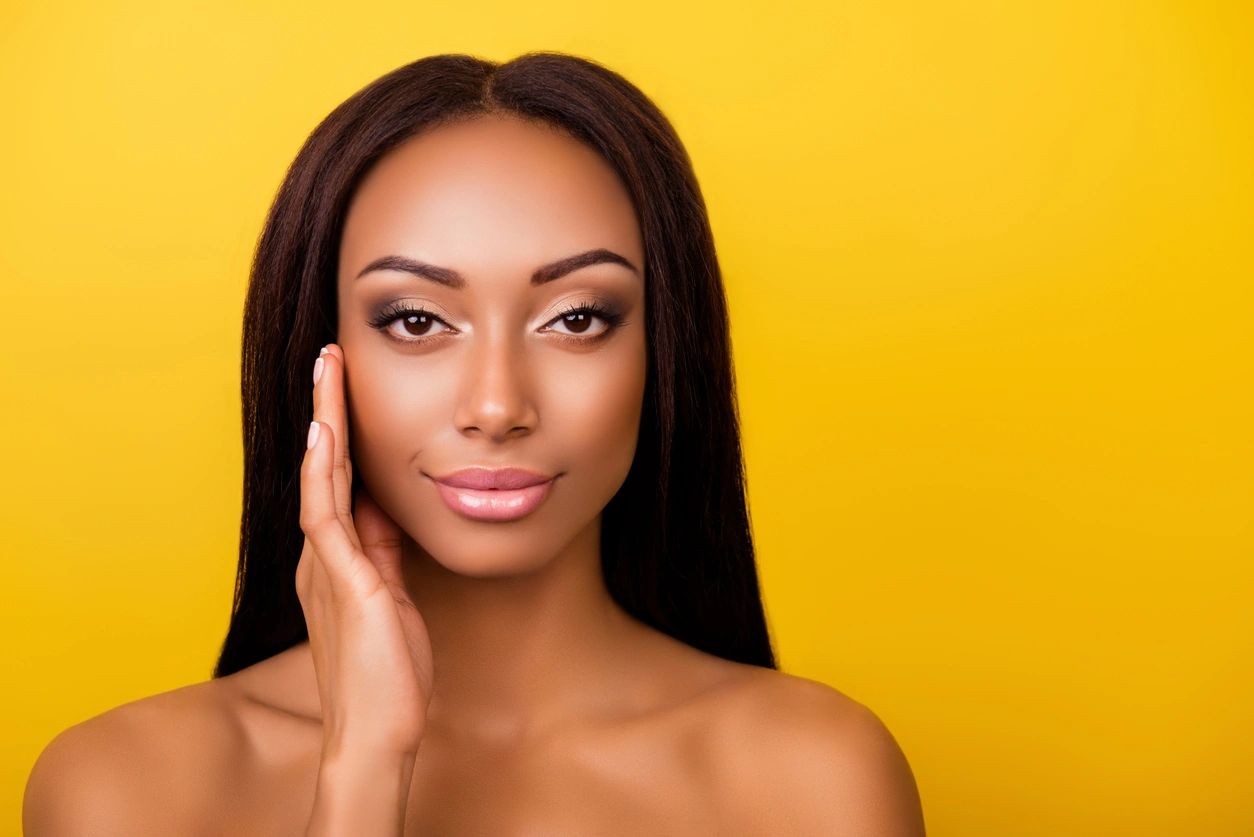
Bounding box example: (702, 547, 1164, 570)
(24, 52, 926, 835)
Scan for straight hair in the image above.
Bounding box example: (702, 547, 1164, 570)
(213, 51, 776, 678)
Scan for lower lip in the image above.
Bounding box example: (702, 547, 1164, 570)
(432, 477, 556, 521)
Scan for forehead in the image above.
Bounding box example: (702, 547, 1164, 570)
(339, 114, 643, 280)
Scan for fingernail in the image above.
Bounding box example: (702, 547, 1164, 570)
(307, 420, 320, 449)
(313, 356, 324, 385)
(319, 346, 329, 356)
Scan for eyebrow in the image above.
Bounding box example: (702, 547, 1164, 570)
(353, 248, 640, 289)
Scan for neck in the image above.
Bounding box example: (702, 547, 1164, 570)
(397, 515, 646, 745)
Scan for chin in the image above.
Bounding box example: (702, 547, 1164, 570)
(402, 512, 598, 579)
(419, 542, 554, 578)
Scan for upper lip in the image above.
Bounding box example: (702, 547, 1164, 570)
(431, 467, 556, 490)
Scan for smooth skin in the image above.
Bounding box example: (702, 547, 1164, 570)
(299, 345, 433, 834)
(22, 113, 926, 836)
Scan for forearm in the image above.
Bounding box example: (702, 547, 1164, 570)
(304, 742, 418, 836)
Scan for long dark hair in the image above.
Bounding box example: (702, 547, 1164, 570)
(213, 51, 776, 678)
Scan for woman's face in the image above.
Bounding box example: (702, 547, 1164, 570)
(335, 113, 647, 575)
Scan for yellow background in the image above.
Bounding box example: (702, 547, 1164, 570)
(2, 1, 1251, 834)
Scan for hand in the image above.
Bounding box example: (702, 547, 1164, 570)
(296, 343, 434, 758)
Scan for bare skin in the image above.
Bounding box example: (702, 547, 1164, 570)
(24, 639, 923, 835)
(23, 114, 926, 835)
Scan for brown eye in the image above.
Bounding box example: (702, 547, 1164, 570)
(367, 304, 454, 344)
(398, 312, 447, 338)
(557, 311, 594, 334)
(543, 302, 625, 341)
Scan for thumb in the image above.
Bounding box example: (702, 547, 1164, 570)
(352, 485, 408, 594)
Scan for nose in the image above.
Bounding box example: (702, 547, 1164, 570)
(452, 329, 539, 442)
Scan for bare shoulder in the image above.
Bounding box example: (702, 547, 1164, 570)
(22, 677, 245, 836)
(702, 667, 927, 837)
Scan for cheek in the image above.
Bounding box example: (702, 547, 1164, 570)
(542, 342, 647, 479)
(343, 355, 452, 490)
(343, 338, 647, 492)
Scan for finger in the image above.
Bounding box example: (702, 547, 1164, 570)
(320, 345, 355, 529)
(353, 485, 407, 593)
(318, 343, 353, 501)
(301, 419, 375, 596)
(322, 344, 353, 490)
(312, 346, 358, 549)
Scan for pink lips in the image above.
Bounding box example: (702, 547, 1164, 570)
(430, 467, 557, 521)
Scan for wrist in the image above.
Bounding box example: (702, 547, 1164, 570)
(321, 735, 421, 765)
(309, 745, 417, 835)
(317, 747, 417, 788)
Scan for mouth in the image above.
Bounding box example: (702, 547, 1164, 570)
(427, 467, 558, 522)
(431, 467, 555, 490)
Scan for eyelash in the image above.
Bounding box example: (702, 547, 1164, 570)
(367, 300, 628, 347)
